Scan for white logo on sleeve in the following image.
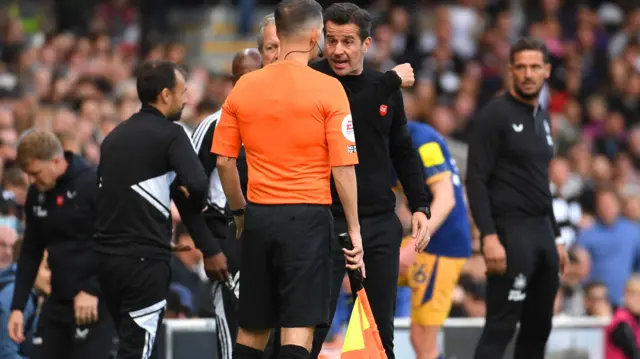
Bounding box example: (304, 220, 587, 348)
(341, 115, 355, 142)
(512, 123, 523, 132)
(75, 328, 89, 340)
(508, 273, 527, 302)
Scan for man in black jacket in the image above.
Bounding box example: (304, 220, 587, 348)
(308, 3, 431, 358)
(95, 60, 222, 359)
(466, 38, 568, 359)
(7, 129, 115, 359)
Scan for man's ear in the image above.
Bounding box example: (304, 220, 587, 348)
(363, 37, 373, 53)
(160, 88, 171, 105)
(312, 28, 321, 46)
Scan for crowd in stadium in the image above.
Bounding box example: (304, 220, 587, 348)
(0, 0, 639, 357)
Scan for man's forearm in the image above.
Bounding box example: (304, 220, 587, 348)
(217, 156, 246, 211)
(427, 179, 456, 234)
(332, 165, 360, 232)
(466, 179, 496, 238)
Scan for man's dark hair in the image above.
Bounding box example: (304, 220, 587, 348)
(274, 0, 323, 38)
(136, 60, 185, 105)
(509, 37, 550, 64)
(323, 3, 372, 41)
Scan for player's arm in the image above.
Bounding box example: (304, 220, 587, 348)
(167, 127, 209, 208)
(418, 141, 456, 234)
(350, 70, 403, 104)
(11, 190, 45, 313)
(548, 191, 562, 243)
(389, 91, 431, 213)
(212, 93, 245, 212)
(325, 81, 360, 236)
(172, 119, 222, 256)
(465, 107, 500, 238)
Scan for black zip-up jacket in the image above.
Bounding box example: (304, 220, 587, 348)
(311, 60, 429, 218)
(466, 92, 561, 238)
(11, 152, 100, 317)
(95, 105, 214, 260)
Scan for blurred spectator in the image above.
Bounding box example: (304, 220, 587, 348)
(165, 289, 190, 319)
(169, 283, 195, 318)
(0, 244, 50, 359)
(605, 274, 640, 359)
(559, 247, 590, 316)
(170, 223, 214, 317)
(577, 188, 640, 307)
(584, 281, 613, 318)
(550, 156, 583, 248)
(0, 225, 17, 270)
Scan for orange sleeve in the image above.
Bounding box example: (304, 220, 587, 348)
(324, 80, 359, 167)
(211, 89, 242, 158)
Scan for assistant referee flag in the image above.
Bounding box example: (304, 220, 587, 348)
(341, 289, 387, 359)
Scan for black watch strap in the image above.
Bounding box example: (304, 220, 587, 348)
(231, 208, 245, 216)
(416, 206, 431, 220)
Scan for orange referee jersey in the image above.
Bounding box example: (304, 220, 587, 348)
(211, 59, 358, 205)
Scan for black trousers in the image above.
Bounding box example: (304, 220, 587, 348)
(98, 254, 171, 359)
(31, 301, 116, 359)
(474, 217, 560, 359)
(310, 211, 403, 359)
(215, 218, 279, 359)
(212, 214, 241, 359)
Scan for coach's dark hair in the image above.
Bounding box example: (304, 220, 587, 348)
(323, 3, 372, 41)
(136, 60, 186, 105)
(509, 37, 549, 64)
(274, 0, 323, 38)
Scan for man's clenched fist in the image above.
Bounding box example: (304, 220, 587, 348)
(392, 63, 415, 88)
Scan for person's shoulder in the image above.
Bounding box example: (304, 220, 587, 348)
(309, 58, 331, 73)
(362, 66, 385, 79)
(304, 67, 344, 92)
(619, 218, 640, 232)
(473, 93, 511, 126)
(408, 121, 444, 146)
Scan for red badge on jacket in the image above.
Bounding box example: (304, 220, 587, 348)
(379, 104, 388, 116)
(56, 196, 64, 207)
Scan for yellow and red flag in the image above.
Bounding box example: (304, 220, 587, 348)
(341, 289, 387, 359)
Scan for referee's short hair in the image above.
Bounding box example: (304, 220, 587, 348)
(274, 0, 323, 38)
(323, 3, 372, 41)
(509, 37, 550, 64)
(136, 60, 186, 105)
(16, 129, 64, 167)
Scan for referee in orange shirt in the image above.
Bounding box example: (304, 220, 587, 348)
(211, 1, 364, 358)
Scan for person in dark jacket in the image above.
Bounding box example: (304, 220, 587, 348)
(307, 4, 430, 358)
(7, 129, 115, 359)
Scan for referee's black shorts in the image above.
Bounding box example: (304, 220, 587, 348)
(238, 203, 334, 330)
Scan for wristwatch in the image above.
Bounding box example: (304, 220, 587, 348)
(415, 206, 431, 220)
(231, 208, 245, 216)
